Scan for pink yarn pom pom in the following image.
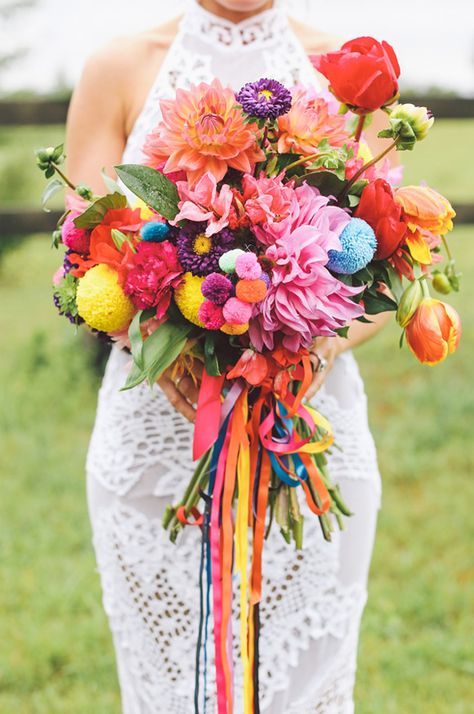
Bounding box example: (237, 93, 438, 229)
(235, 252, 262, 280)
(198, 300, 225, 330)
(61, 212, 90, 253)
(222, 297, 252, 325)
(52, 266, 65, 286)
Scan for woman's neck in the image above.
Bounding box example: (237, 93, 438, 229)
(198, 1, 274, 23)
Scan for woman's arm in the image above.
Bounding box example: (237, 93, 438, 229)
(66, 38, 199, 422)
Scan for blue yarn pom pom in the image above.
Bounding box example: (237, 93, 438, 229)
(327, 218, 377, 275)
(141, 221, 170, 242)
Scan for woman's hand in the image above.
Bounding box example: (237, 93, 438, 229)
(306, 336, 342, 401)
(157, 360, 203, 423)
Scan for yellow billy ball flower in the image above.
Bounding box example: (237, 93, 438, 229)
(133, 198, 155, 221)
(174, 272, 205, 327)
(76, 264, 135, 332)
(221, 322, 249, 335)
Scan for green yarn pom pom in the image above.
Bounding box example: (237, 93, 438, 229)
(218, 248, 245, 274)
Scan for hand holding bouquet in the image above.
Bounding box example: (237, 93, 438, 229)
(37, 35, 461, 714)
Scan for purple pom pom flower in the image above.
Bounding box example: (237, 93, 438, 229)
(236, 78, 292, 120)
(176, 222, 235, 276)
(202, 273, 234, 305)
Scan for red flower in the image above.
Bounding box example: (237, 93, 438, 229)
(311, 36, 400, 113)
(226, 349, 270, 386)
(355, 179, 407, 260)
(70, 207, 143, 281)
(124, 241, 184, 320)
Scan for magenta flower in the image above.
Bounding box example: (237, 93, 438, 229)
(124, 241, 183, 319)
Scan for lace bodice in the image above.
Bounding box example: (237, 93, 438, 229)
(86, 4, 383, 711)
(122, 0, 320, 165)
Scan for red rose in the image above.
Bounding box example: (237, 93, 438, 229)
(124, 241, 184, 319)
(355, 179, 407, 260)
(311, 36, 400, 113)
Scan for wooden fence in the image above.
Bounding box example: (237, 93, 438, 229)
(1, 96, 473, 238)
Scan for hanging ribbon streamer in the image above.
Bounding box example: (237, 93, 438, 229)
(184, 354, 335, 714)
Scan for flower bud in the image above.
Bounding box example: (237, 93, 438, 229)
(391, 103, 433, 140)
(405, 297, 461, 365)
(432, 271, 452, 295)
(380, 103, 434, 150)
(396, 279, 423, 327)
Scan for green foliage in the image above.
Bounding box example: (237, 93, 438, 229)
(52, 272, 79, 319)
(115, 164, 180, 221)
(74, 192, 127, 230)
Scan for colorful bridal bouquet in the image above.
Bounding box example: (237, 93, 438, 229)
(37, 36, 460, 713)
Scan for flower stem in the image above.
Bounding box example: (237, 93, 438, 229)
(354, 114, 367, 143)
(442, 235, 453, 263)
(283, 151, 324, 173)
(52, 163, 77, 192)
(339, 138, 399, 201)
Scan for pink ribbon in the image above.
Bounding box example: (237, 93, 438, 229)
(193, 372, 226, 460)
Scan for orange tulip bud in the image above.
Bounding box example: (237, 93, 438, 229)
(405, 297, 461, 365)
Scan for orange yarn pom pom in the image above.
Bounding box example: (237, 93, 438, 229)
(236, 278, 267, 304)
(221, 322, 249, 335)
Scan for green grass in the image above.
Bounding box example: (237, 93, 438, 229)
(0, 121, 473, 712)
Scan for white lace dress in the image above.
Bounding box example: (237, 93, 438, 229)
(85, 2, 383, 712)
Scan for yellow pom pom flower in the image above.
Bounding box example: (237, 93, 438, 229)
(133, 198, 155, 222)
(221, 322, 249, 335)
(174, 272, 205, 327)
(76, 264, 135, 332)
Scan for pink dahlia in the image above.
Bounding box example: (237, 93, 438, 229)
(124, 241, 183, 319)
(143, 79, 265, 187)
(277, 86, 348, 156)
(249, 191, 364, 352)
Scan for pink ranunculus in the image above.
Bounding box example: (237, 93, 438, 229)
(124, 241, 184, 320)
(248, 192, 363, 352)
(172, 172, 234, 237)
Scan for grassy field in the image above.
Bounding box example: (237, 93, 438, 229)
(0, 122, 473, 712)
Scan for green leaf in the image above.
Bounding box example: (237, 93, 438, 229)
(128, 310, 145, 370)
(74, 192, 127, 229)
(146, 322, 193, 385)
(347, 194, 361, 208)
(52, 143, 65, 163)
(115, 164, 180, 221)
(384, 264, 404, 301)
(41, 178, 64, 211)
(302, 171, 345, 195)
(335, 325, 350, 339)
(121, 360, 147, 390)
(399, 330, 405, 348)
(204, 333, 221, 377)
(363, 289, 398, 314)
(357, 315, 374, 324)
(101, 169, 125, 195)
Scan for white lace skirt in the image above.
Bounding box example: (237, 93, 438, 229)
(86, 345, 382, 714)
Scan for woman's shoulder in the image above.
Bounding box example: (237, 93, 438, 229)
(289, 17, 344, 54)
(80, 15, 181, 86)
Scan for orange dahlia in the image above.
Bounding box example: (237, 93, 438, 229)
(143, 79, 265, 187)
(395, 185, 456, 264)
(276, 87, 348, 156)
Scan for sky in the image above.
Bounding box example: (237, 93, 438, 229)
(1, 0, 473, 96)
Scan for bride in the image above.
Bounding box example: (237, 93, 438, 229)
(66, 1, 394, 711)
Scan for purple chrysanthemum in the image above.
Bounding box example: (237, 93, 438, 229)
(176, 222, 235, 276)
(236, 78, 292, 120)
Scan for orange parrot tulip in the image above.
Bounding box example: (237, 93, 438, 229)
(405, 297, 461, 365)
(395, 185, 455, 265)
